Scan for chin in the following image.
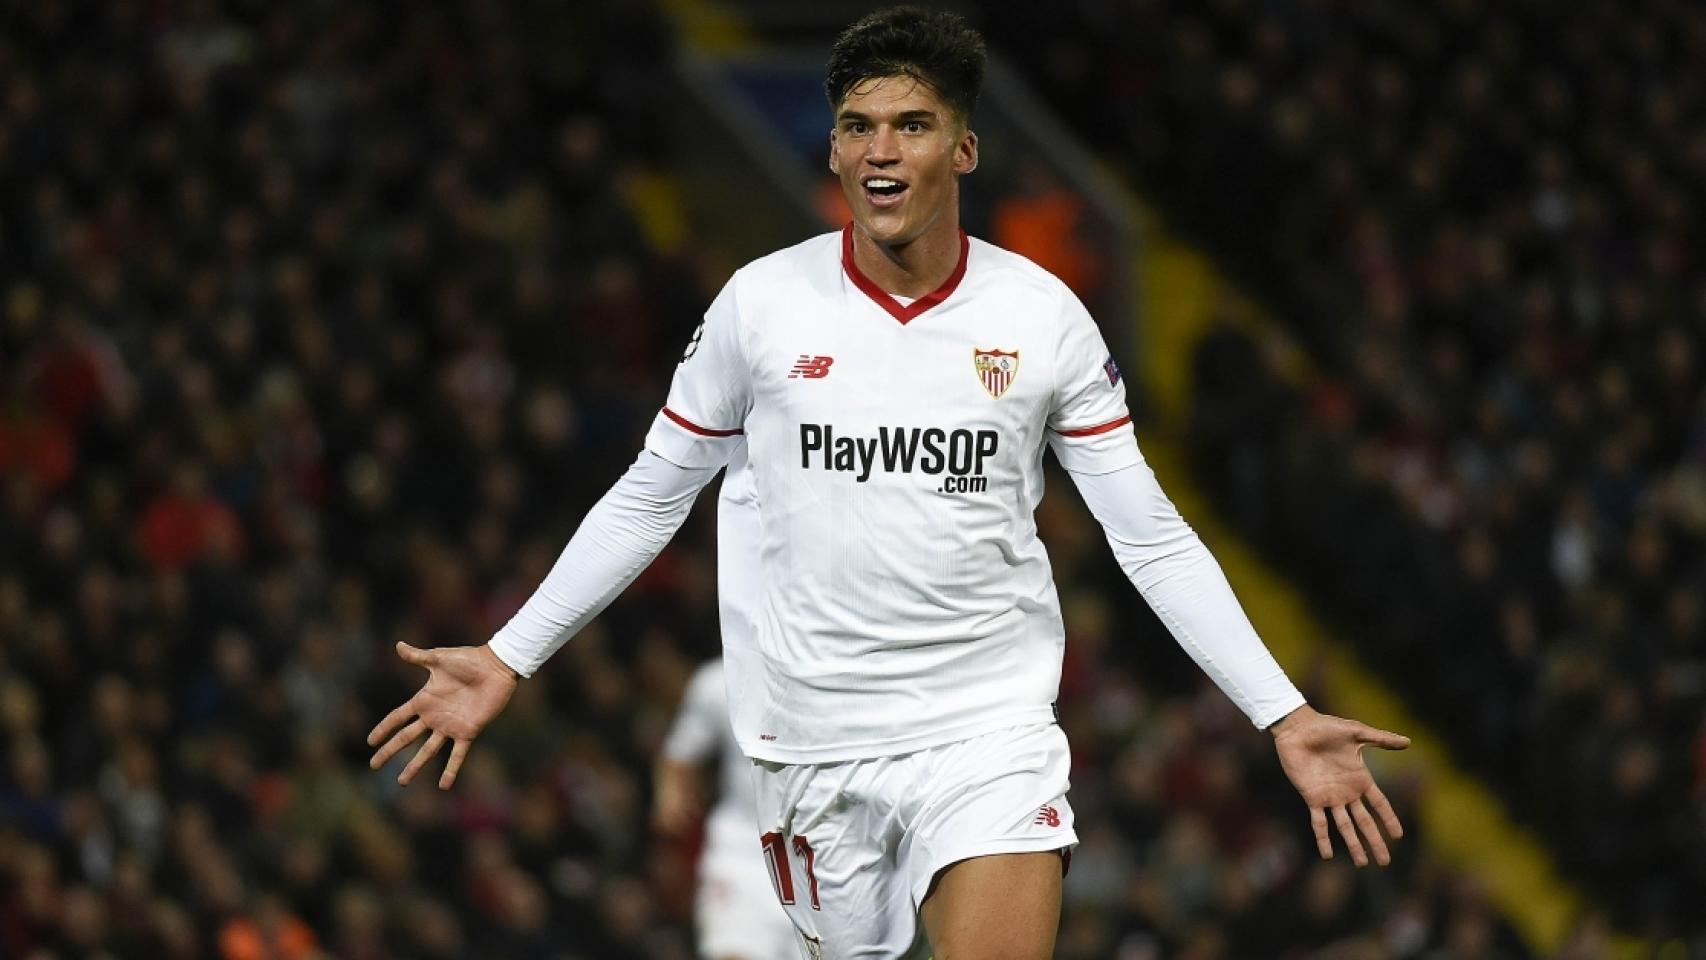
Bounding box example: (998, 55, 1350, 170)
(855, 213, 917, 246)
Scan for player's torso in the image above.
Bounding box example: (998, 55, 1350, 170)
(735, 237, 1064, 658)
(750, 295, 1050, 497)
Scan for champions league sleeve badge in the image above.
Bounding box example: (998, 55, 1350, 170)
(973, 348, 1019, 399)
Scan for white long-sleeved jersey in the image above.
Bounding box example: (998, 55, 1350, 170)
(491, 228, 1304, 762)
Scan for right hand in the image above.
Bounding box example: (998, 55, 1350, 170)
(367, 642, 519, 789)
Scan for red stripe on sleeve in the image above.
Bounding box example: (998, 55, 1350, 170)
(662, 407, 744, 437)
(1053, 415, 1132, 438)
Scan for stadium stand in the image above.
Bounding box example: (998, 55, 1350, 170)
(987, 0, 1706, 951)
(0, 0, 1623, 957)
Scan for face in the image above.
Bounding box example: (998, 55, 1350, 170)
(830, 75, 977, 247)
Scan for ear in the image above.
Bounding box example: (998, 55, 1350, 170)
(954, 127, 978, 176)
(829, 127, 841, 175)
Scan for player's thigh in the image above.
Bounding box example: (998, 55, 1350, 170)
(750, 759, 930, 960)
(901, 723, 1076, 958)
(778, 837, 928, 960)
(919, 851, 1063, 960)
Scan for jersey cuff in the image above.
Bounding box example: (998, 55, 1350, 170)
(487, 628, 538, 678)
(1251, 688, 1309, 731)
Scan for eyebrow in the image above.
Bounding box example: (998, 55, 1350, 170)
(837, 108, 940, 124)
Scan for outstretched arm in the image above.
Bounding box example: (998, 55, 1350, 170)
(1067, 459, 1408, 864)
(1068, 459, 1305, 727)
(487, 450, 720, 675)
(367, 449, 720, 787)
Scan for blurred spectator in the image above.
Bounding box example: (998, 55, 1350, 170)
(217, 893, 318, 960)
(990, 0, 1706, 947)
(992, 160, 1104, 301)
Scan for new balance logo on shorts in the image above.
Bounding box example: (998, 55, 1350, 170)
(1034, 804, 1061, 828)
(789, 355, 834, 379)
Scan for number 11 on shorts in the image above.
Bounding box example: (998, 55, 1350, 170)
(760, 831, 821, 910)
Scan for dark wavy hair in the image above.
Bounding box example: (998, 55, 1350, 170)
(824, 7, 987, 123)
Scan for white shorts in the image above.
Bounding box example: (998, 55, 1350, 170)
(750, 722, 1076, 960)
(697, 824, 800, 960)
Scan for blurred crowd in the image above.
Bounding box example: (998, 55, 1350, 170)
(991, 0, 1706, 948)
(0, 0, 1617, 958)
(2, 1, 716, 957)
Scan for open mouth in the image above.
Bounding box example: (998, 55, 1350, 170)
(862, 176, 909, 206)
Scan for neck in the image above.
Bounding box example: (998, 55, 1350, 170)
(850, 209, 963, 299)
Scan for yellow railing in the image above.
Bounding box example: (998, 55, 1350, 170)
(1129, 199, 1645, 958)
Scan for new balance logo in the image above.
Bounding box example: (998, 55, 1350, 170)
(1034, 805, 1061, 828)
(788, 355, 834, 379)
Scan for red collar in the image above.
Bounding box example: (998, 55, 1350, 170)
(840, 223, 970, 325)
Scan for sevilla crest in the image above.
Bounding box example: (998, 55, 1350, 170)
(973, 348, 1019, 399)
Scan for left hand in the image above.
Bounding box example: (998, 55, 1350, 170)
(1270, 704, 1409, 866)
